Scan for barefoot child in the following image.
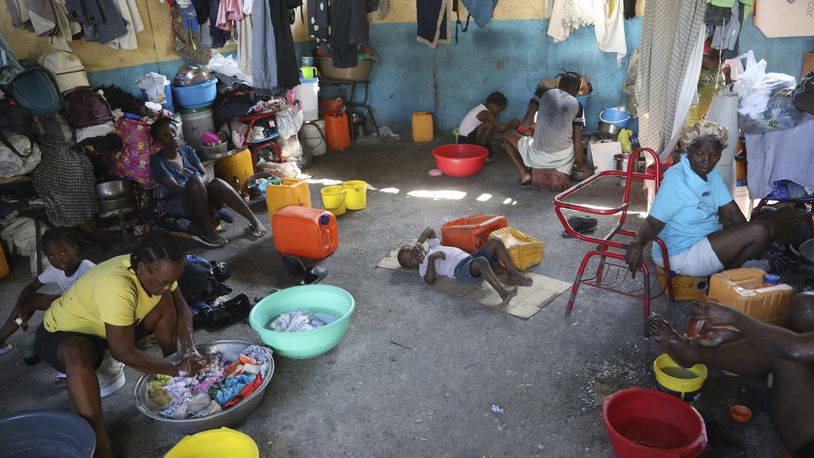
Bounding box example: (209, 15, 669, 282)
(457, 92, 520, 157)
(397, 227, 533, 305)
(0, 228, 95, 355)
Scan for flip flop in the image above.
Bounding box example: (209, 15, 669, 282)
(248, 223, 267, 237)
(301, 265, 328, 285)
(0, 343, 11, 356)
(282, 256, 306, 277)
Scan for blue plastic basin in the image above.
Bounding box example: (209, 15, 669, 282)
(0, 410, 95, 457)
(172, 79, 217, 109)
(600, 107, 632, 127)
(249, 285, 355, 359)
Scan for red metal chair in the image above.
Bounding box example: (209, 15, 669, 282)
(553, 148, 673, 337)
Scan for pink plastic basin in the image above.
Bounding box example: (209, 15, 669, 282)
(432, 144, 489, 177)
(603, 388, 707, 458)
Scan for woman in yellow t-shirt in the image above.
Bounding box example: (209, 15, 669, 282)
(34, 230, 206, 458)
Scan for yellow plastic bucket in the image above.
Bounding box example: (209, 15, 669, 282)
(653, 353, 708, 403)
(320, 185, 347, 216)
(164, 428, 258, 458)
(343, 180, 368, 210)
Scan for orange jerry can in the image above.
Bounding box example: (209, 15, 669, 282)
(214, 148, 254, 190)
(325, 111, 351, 151)
(272, 206, 338, 259)
(265, 178, 312, 224)
(0, 246, 9, 279)
(441, 214, 508, 253)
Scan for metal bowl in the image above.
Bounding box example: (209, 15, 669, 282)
(174, 65, 212, 87)
(133, 340, 275, 435)
(98, 196, 134, 212)
(95, 180, 130, 200)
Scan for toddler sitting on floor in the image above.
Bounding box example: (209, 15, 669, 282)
(397, 227, 533, 305)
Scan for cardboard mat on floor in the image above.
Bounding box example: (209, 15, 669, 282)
(377, 241, 571, 319)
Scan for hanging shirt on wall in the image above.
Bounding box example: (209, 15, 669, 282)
(251, 0, 277, 89)
(460, 0, 497, 28)
(307, 0, 328, 41)
(106, 0, 145, 49)
(416, 0, 450, 48)
(270, 0, 299, 88)
(236, 0, 253, 78)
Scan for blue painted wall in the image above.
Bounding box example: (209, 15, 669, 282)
(88, 18, 813, 133)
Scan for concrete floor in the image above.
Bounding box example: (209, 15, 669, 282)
(0, 137, 779, 457)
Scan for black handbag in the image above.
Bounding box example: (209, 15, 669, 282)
(792, 72, 814, 115)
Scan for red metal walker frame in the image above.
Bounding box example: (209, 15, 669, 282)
(553, 148, 674, 337)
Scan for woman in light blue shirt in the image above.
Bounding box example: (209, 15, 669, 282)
(625, 121, 788, 277)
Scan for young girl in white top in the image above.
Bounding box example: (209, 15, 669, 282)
(457, 92, 520, 157)
(0, 228, 95, 355)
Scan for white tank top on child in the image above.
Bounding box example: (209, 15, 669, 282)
(458, 104, 487, 137)
(37, 259, 96, 293)
(418, 239, 471, 279)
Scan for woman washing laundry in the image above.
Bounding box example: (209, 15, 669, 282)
(149, 117, 266, 247)
(624, 121, 804, 278)
(34, 231, 208, 458)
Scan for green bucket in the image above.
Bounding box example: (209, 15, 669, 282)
(249, 285, 355, 359)
(453, 128, 459, 143)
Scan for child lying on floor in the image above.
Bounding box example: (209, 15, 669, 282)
(397, 227, 533, 305)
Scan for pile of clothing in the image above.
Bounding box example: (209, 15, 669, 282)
(269, 309, 338, 332)
(146, 345, 272, 419)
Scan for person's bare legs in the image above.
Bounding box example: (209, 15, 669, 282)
(0, 294, 58, 345)
(520, 102, 536, 128)
(648, 314, 772, 376)
(140, 293, 178, 357)
(708, 220, 776, 269)
(58, 337, 112, 458)
(181, 176, 226, 246)
(474, 123, 494, 149)
(481, 239, 533, 286)
(469, 257, 517, 305)
(205, 178, 267, 236)
(502, 130, 531, 185)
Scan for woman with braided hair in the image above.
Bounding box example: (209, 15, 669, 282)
(34, 230, 206, 457)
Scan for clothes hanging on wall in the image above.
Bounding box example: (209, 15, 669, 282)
(208, 0, 229, 47)
(106, 0, 144, 49)
(635, 0, 706, 160)
(236, 0, 252, 78)
(251, 0, 277, 89)
(328, 0, 373, 67)
(66, 0, 128, 44)
(416, 0, 450, 48)
(548, 0, 593, 42)
(269, 0, 299, 88)
(594, 0, 627, 65)
(460, 0, 497, 28)
(709, 0, 743, 59)
(306, 0, 328, 41)
(623, 0, 636, 19)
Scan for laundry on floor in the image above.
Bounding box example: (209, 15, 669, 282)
(268, 309, 338, 332)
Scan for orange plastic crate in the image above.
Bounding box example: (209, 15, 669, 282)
(441, 214, 508, 253)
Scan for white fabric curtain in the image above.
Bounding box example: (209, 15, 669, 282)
(635, 0, 706, 160)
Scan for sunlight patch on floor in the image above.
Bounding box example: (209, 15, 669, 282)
(406, 190, 467, 200)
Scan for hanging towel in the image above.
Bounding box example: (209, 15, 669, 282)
(236, 0, 252, 79)
(635, 0, 706, 160)
(460, 0, 497, 28)
(106, 0, 145, 49)
(594, 0, 627, 65)
(416, 0, 450, 48)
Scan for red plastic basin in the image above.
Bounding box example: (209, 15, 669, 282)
(603, 388, 707, 458)
(432, 144, 488, 177)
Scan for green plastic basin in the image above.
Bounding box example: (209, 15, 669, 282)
(249, 285, 354, 359)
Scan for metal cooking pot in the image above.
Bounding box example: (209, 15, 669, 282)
(174, 65, 212, 87)
(95, 180, 130, 200)
(598, 121, 622, 136)
(98, 196, 134, 212)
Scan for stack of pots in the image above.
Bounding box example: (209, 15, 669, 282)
(172, 65, 217, 152)
(96, 179, 134, 212)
